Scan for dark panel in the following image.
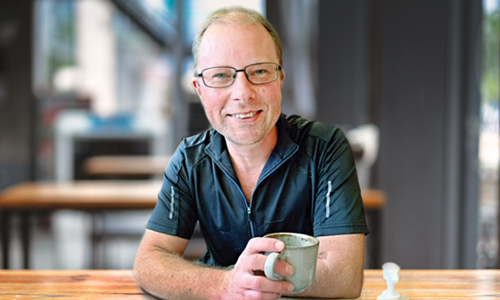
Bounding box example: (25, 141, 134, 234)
(458, 0, 481, 269)
(376, 0, 447, 268)
(0, 1, 36, 189)
(317, 0, 371, 127)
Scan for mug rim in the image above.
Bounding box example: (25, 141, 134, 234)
(263, 232, 319, 248)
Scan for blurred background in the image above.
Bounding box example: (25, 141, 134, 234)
(0, 0, 498, 271)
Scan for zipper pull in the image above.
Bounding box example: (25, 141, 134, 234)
(247, 206, 256, 238)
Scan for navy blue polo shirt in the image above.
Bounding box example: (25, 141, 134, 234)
(147, 114, 368, 267)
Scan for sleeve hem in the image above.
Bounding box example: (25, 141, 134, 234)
(314, 224, 369, 236)
(146, 221, 193, 239)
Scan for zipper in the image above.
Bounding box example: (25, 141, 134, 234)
(210, 144, 299, 240)
(247, 206, 256, 237)
(216, 164, 256, 239)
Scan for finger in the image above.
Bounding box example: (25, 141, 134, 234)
(237, 250, 268, 274)
(242, 272, 295, 295)
(244, 237, 285, 255)
(272, 259, 295, 277)
(240, 250, 293, 276)
(241, 289, 283, 300)
(235, 238, 288, 279)
(223, 269, 287, 300)
(241, 239, 294, 276)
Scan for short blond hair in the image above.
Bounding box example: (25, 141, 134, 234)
(192, 6, 282, 74)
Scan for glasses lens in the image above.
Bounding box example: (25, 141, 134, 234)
(245, 63, 279, 84)
(202, 67, 235, 88)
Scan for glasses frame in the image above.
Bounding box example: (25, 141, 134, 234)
(196, 62, 282, 88)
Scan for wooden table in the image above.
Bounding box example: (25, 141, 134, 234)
(0, 269, 498, 299)
(0, 180, 162, 269)
(0, 270, 152, 299)
(83, 155, 171, 177)
(0, 180, 162, 210)
(0, 181, 384, 269)
(356, 269, 500, 299)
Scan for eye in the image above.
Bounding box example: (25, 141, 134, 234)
(255, 69, 268, 76)
(249, 68, 269, 77)
(212, 73, 229, 79)
(208, 70, 233, 81)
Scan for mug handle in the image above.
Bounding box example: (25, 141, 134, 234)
(264, 252, 284, 280)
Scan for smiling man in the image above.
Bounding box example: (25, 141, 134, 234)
(134, 6, 368, 300)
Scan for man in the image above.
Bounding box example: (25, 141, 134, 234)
(134, 6, 368, 300)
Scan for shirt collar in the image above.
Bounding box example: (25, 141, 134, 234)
(205, 114, 299, 162)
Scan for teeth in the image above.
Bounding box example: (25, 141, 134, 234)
(233, 111, 257, 119)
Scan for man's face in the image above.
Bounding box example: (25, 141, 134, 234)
(192, 23, 284, 147)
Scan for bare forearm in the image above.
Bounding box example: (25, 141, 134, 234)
(293, 256, 363, 298)
(133, 245, 227, 300)
(289, 234, 365, 299)
(134, 232, 294, 300)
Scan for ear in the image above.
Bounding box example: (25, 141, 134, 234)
(279, 69, 285, 89)
(192, 77, 203, 98)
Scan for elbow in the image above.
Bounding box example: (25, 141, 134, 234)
(346, 283, 363, 298)
(332, 269, 363, 298)
(343, 272, 364, 298)
(133, 253, 147, 289)
(133, 260, 140, 282)
(322, 278, 363, 299)
(334, 281, 362, 299)
(133, 257, 156, 297)
(133, 260, 143, 287)
(315, 273, 363, 299)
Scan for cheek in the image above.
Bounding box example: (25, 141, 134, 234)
(200, 92, 224, 117)
(256, 84, 282, 101)
(268, 86, 282, 106)
(200, 97, 213, 115)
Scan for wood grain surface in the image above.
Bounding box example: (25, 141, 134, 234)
(0, 181, 385, 211)
(0, 270, 152, 299)
(0, 269, 499, 299)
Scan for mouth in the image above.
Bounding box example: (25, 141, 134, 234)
(229, 110, 262, 119)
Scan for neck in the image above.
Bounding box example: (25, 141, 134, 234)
(226, 126, 278, 170)
(226, 126, 278, 204)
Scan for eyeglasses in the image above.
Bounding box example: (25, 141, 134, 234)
(196, 62, 282, 88)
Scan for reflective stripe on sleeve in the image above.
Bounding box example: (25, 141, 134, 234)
(169, 186, 175, 220)
(326, 180, 332, 218)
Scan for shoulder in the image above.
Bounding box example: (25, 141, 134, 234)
(282, 114, 346, 144)
(167, 129, 215, 178)
(280, 114, 352, 165)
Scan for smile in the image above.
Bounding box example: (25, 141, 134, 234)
(231, 111, 258, 119)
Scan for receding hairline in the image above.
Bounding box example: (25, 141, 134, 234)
(192, 6, 283, 73)
(212, 9, 262, 24)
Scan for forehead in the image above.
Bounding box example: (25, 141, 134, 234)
(197, 23, 278, 68)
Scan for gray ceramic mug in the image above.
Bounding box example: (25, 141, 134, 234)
(263, 232, 319, 294)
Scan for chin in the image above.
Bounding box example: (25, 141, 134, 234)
(226, 133, 265, 146)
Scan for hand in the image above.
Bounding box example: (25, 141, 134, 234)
(220, 237, 295, 300)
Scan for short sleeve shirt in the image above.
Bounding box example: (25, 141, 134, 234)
(147, 114, 368, 267)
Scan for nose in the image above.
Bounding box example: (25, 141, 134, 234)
(230, 71, 254, 100)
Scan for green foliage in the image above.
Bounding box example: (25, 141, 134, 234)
(482, 8, 499, 104)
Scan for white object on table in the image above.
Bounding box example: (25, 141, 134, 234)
(377, 262, 408, 299)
